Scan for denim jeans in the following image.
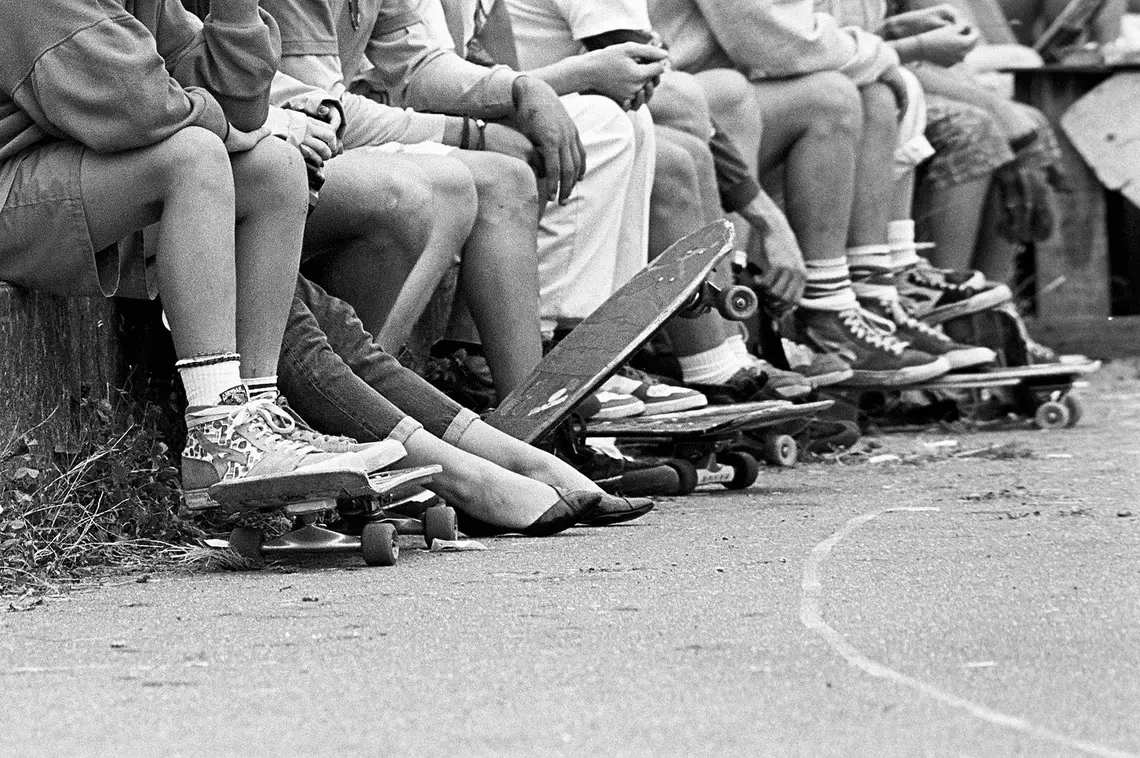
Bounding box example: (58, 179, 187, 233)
(278, 276, 478, 445)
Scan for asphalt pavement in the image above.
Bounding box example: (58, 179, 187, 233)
(2, 364, 1139, 756)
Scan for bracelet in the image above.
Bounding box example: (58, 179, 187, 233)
(474, 118, 487, 150)
(460, 115, 471, 150)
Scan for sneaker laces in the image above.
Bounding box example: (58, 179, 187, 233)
(840, 308, 908, 356)
(231, 398, 321, 454)
(274, 397, 357, 448)
(908, 263, 983, 292)
(883, 299, 951, 342)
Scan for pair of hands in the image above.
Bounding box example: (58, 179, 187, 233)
(584, 42, 670, 111)
(883, 4, 980, 67)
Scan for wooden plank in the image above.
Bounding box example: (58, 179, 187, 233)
(1026, 315, 1140, 356)
(1014, 69, 1114, 324)
(0, 285, 123, 449)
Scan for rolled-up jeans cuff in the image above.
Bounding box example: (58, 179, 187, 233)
(386, 416, 423, 445)
(442, 409, 480, 446)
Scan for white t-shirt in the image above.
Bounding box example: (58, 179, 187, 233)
(504, 0, 651, 70)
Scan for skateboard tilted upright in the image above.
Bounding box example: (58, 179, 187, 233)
(488, 220, 758, 445)
(587, 399, 835, 494)
(207, 453, 459, 567)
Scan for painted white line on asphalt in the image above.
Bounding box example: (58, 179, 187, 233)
(800, 506, 1136, 758)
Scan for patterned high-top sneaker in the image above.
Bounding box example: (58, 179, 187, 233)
(181, 394, 369, 511)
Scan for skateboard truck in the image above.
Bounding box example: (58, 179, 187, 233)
(678, 281, 758, 321)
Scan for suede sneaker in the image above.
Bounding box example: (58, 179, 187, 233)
(181, 395, 369, 512)
(859, 296, 997, 370)
(795, 307, 951, 386)
(896, 259, 1012, 324)
(738, 356, 812, 398)
(576, 390, 646, 420)
(780, 339, 856, 388)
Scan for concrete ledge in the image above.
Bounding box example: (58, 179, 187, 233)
(0, 283, 123, 449)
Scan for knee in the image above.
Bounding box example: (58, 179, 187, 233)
(577, 95, 637, 159)
(236, 136, 308, 208)
(650, 71, 714, 140)
(653, 136, 700, 200)
(801, 72, 862, 140)
(152, 126, 231, 192)
(471, 153, 538, 212)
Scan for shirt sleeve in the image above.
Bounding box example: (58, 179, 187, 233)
(555, 0, 652, 40)
(0, 2, 230, 153)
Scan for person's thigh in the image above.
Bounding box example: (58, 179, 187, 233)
(749, 73, 861, 172)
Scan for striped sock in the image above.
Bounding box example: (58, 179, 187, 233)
(176, 353, 245, 408)
(801, 258, 857, 311)
(848, 245, 898, 301)
(678, 340, 746, 385)
(887, 220, 921, 270)
(244, 375, 279, 401)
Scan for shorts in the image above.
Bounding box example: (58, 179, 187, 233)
(0, 140, 152, 298)
(921, 95, 1016, 189)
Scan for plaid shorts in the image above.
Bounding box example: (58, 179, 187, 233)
(921, 95, 1016, 190)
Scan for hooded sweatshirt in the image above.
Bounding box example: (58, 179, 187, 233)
(0, 0, 281, 203)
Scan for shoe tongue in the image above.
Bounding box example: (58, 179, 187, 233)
(218, 385, 250, 406)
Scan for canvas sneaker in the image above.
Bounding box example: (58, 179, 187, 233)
(181, 395, 369, 512)
(859, 296, 997, 370)
(896, 259, 1012, 324)
(780, 339, 856, 388)
(795, 307, 951, 386)
(575, 391, 646, 420)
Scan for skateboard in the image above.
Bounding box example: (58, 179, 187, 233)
(832, 360, 1101, 430)
(1034, 0, 1105, 62)
(488, 221, 758, 445)
(1060, 72, 1140, 211)
(586, 400, 835, 493)
(209, 466, 458, 566)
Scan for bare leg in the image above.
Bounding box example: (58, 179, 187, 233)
(972, 180, 1023, 285)
(449, 150, 544, 394)
(915, 176, 991, 271)
(302, 150, 475, 353)
(848, 82, 898, 247)
(453, 420, 600, 492)
(752, 73, 861, 263)
(229, 138, 308, 377)
(81, 127, 239, 360)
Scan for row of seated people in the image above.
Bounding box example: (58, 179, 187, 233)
(0, 0, 1064, 536)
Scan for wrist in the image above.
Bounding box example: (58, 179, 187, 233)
(442, 116, 464, 147)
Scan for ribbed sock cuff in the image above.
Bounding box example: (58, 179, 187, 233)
(244, 375, 279, 401)
(887, 220, 921, 269)
(848, 244, 893, 282)
(803, 258, 857, 311)
(176, 353, 243, 408)
(678, 341, 744, 385)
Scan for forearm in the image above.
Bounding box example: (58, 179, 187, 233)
(524, 56, 601, 97)
(908, 61, 1002, 110)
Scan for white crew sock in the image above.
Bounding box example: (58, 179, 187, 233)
(801, 257, 858, 311)
(678, 340, 745, 385)
(176, 353, 244, 408)
(887, 220, 922, 270)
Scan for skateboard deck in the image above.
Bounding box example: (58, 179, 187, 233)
(1061, 72, 1140, 210)
(904, 360, 1101, 390)
(586, 400, 834, 438)
(209, 465, 443, 515)
(1034, 0, 1104, 61)
(489, 220, 749, 444)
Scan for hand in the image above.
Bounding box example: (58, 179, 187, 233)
(913, 22, 980, 66)
(223, 123, 271, 153)
(877, 64, 910, 116)
(509, 76, 587, 205)
(740, 195, 806, 307)
(298, 114, 340, 165)
(582, 42, 669, 108)
(880, 5, 960, 39)
(480, 122, 537, 165)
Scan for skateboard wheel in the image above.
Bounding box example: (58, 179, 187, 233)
(423, 505, 458, 548)
(716, 285, 759, 321)
(228, 527, 263, 564)
(1062, 394, 1084, 427)
(1034, 400, 1071, 430)
(719, 451, 760, 490)
(666, 459, 699, 495)
(761, 434, 799, 468)
(362, 522, 399, 566)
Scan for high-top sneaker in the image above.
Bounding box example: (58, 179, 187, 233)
(271, 396, 406, 470)
(780, 339, 856, 388)
(795, 307, 951, 386)
(859, 296, 997, 370)
(896, 259, 1012, 324)
(181, 396, 370, 511)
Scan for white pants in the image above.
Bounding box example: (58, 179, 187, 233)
(538, 94, 655, 332)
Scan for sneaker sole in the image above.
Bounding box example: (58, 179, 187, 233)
(921, 285, 1013, 325)
(805, 367, 855, 388)
(842, 357, 952, 387)
(945, 346, 998, 370)
(591, 404, 647, 420)
(640, 395, 709, 416)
